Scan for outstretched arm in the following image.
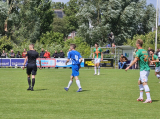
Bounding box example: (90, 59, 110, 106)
(125, 58, 138, 71)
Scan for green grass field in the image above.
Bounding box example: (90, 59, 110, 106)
(0, 68, 160, 119)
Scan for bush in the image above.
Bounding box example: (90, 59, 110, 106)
(40, 31, 64, 47)
(124, 32, 160, 50)
(0, 36, 13, 52)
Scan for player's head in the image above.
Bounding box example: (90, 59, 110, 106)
(95, 43, 99, 48)
(29, 44, 34, 50)
(149, 49, 154, 55)
(136, 39, 143, 49)
(70, 44, 76, 50)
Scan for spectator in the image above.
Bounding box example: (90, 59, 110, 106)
(52, 51, 59, 58)
(1, 50, 6, 58)
(111, 43, 116, 54)
(59, 50, 65, 58)
(156, 49, 160, 58)
(40, 48, 45, 58)
(67, 49, 71, 57)
(147, 47, 151, 56)
(106, 44, 111, 47)
(44, 50, 50, 58)
(9, 50, 15, 58)
(108, 32, 115, 44)
(0, 51, 1, 57)
(118, 54, 128, 69)
(22, 49, 27, 58)
(16, 51, 22, 58)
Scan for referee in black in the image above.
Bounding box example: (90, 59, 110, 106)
(23, 44, 42, 91)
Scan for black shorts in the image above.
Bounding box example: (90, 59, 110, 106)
(27, 64, 37, 75)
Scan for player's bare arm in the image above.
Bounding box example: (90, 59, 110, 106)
(38, 58, 42, 70)
(125, 58, 138, 71)
(151, 59, 159, 64)
(101, 52, 103, 61)
(23, 56, 28, 70)
(65, 59, 70, 65)
(92, 53, 95, 59)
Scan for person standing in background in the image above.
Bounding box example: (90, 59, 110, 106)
(22, 49, 27, 58)
(52, 51, 59, 58)
(9, 50, 15, 58)
(147, 47, 151, 56)
(44, 50, 50, 58)
(16, 51, 22, 58)
(40, 48, 45, 58)
(1, 50, 6, 58)
(59, 50, 65, 58)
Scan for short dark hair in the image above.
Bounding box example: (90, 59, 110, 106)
(150, 49, 154, 53)
(136, 39, 143, 47)
(70, 44, 76, 49)
(95, 43, 99, 46)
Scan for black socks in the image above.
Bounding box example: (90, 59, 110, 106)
(28, 77, 31, 87)
(32, 78, 35, 87)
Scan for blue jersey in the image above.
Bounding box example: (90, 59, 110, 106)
(68, 50, 82, 65)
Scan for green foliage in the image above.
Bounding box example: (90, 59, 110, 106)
(0, 1, 8, 36)
(63, 37, 91, 58)
(51, 17, 68, 38)
(124, 31, 160, 50)
(40, 31, 64, 46)
(36, 0, 54, 36)
(51, 2, 64, 9)
(0, 36, 13, 51)
(76, 0, 156, 45)
(63, 0, 79, 33)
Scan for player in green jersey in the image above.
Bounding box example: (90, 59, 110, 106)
(150, 49, 160, 83)
(125, 39, 152, 103)
(92, 43, 103, 75)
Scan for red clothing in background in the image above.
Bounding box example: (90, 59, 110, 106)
(44, 52, 50, 58)
(22, 51, 27, 58)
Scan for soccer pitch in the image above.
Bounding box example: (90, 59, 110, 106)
(0, 68, 160, 119)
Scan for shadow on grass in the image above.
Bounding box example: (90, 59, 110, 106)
(34, 89, 48, 91)
(82, 90, 89, 92)
(152, 100, 159, 102)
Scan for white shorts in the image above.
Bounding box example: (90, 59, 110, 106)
(94, 58, 101, 64)
(155, 66, 160, 72)
(139, 70, 150, 83)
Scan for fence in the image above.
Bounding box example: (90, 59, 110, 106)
(0, 58, 114, 68)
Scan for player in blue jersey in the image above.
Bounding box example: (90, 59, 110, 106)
(64, 44, 83, 92)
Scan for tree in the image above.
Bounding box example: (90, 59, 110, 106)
(76, 0, 156, 46)
(40, 31, 64, 46)
(36, 0, 54, 37)
(51, 2, 64, 9)
(2, 0, 54, 44)
(63, 0, 79, 34)
(51, 17, 68, 38)
(124, 31, 160, 50)
(0, 1, 8, 36)
(0, 36, 13, 51)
